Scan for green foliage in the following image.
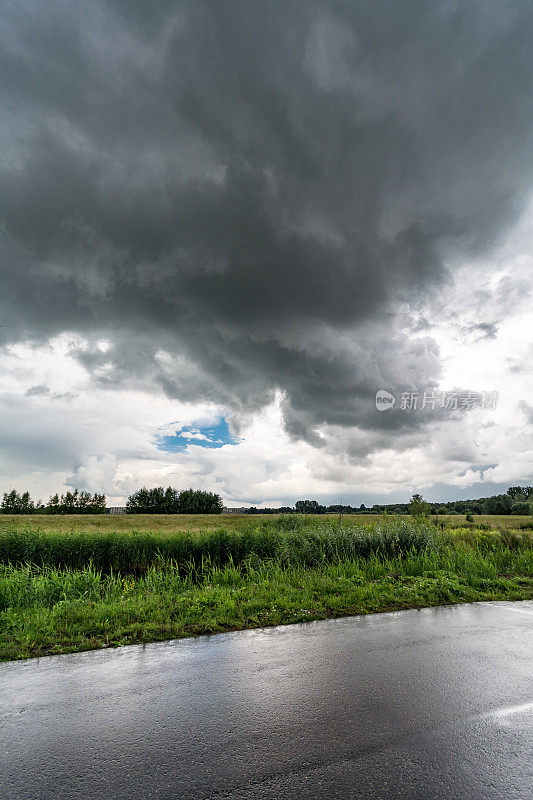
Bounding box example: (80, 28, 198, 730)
(0, 526, 531, 661)
(3, 484, 533, 519)
(507, 486, 533, 501)
(0, 517, 437, 575)
(177, 489, 223, 514)
(511, 501, 530, 515)
(1, 489, 106, 514)
(126, 486, 180, 514)
(46, 489, 106, 514)
(408, 494, 431, 517)
(295, 499, 325, 514)
(126, 486, 223, 514)
(1, 490, 35, 514)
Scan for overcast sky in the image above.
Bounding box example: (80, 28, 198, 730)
(1, 0, 532, 506)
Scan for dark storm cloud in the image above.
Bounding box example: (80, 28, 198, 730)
(25, 384, 49, 396)
(1, 0, 533, 448)
(519, 402, 533, 426)
(463, 322, 499, 341)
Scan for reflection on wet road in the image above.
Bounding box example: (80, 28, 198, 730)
(1, 601, 531, 799)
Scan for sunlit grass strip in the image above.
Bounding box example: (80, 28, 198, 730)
(1, 544, 531, 661)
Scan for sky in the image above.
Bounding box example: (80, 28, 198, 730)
(0, 0, 532, 507)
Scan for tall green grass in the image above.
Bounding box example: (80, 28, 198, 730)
(1, 517, 531, 661)
(2, 543, 531, 613)
(0, 516, 438, 574)
(1, 542, 531, 661)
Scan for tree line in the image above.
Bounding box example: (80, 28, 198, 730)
(1, 489, 106, 514)
(0, 486, 224, 514)
(125, 487, 223, 514)
(246, 487, 533, 516)
(1, 485, 532, 516)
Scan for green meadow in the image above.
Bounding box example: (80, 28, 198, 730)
(1, 512, 530, 534)
(0, 514, 531, 661)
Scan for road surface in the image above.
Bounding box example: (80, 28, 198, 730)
(1, 601, 532, 799)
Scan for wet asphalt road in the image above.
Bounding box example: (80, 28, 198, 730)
(1, 601, 532, 800)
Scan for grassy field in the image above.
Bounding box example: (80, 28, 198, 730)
(0, 513, 266, 534)
(1, 513, 531, 534)
(435, 515, 533, 530)
(0, 514, 531, 661)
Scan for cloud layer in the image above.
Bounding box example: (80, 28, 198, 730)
(1, 1, 532, 499)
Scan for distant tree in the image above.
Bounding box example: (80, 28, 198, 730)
(20, 491, 34, 513)
(511, 501, 530, 515)
(507, 486, 532, 501)
(0, 488, 105, 514)
(46, 489, 106, 514)
(408, 493, 431, 517)
(126, 486, 178, 514)
(177, 489, 223, 514)
(62, 490, 78, 512)
(295, 500, 321, 514)
(1, 489, 35, 514)
(484, 494, 512, 515)
(47, 493, 60, 514)
(126, 487, 222, 514)
(87, 492, 106, 513)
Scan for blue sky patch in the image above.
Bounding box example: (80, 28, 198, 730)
(156, 418, 240, 452)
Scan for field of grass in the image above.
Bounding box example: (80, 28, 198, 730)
(1, 512, 530, 534)
(435, 514, 533, 530)
(0, 514, 531, 661)
(0, 513, 268, 534)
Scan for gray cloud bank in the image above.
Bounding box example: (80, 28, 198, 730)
(1, 0, 533, 452)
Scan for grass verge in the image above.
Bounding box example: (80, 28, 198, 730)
(1, 534, 531, 661)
